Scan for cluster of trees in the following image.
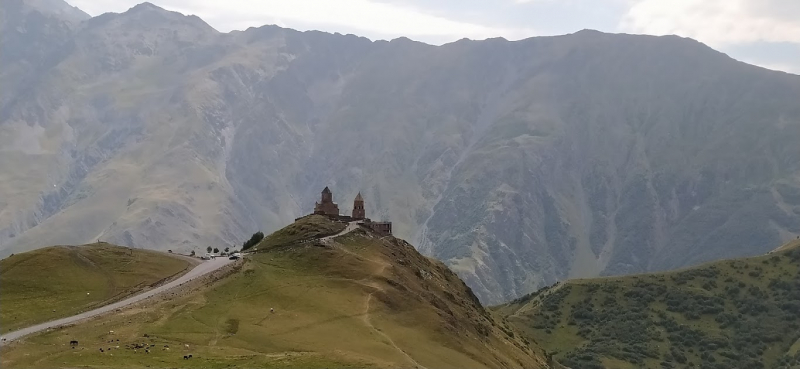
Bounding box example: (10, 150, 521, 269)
(242, 231, 264, 251)
(530, 286, 571, 332)
(190, 231, 265, 256)
(205, 246, 232, 254)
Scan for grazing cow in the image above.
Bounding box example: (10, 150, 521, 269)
(99, 348, 104, 353)
(183, 355, 188, 360)
(188, 354, 193, 358)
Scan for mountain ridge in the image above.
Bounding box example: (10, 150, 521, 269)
(1, 0, 799, 304)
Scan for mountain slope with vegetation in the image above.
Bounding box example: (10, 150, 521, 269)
(0, 216, 550, 368)
(1, 0, 799, 304)
(496, 240, 800, 369)
(0, 242, 194, 333)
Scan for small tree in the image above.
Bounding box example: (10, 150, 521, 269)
(242, 231, 265, 251)
(190, 250, 196, 257)
(213, 247, 219, 254)
(206, 246, 212, 254)
(224, 247, 230, 253)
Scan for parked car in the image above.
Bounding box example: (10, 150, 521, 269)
(228, 254, 240, 260)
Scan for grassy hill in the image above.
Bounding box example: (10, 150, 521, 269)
(257, 215, 347, 249)
(0, 243, 194, 333)
(496, 239, 800, 369)
(0, 216, 550, 368)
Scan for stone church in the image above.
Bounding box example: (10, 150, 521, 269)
(311, 187, 392, 236)
(313, 187, 339, 216)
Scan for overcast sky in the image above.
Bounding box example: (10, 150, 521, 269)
(68, 0, 800, 75)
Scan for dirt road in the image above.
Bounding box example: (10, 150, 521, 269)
(0, 257, 235, 345)
(320, 221, 360, 243)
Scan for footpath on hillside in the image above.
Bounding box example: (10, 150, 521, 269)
(320, 223, 427, 369)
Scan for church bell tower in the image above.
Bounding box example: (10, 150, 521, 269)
(352, 192, 365, 220)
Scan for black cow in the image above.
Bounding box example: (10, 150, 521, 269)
(70, 340, 78, 346)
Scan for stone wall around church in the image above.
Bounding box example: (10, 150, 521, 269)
(364, 221, 392, 236)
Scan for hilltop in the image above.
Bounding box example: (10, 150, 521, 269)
(495, 239, 800, 369)
(0, 242, 194, 333)
(0, 216, 550, 368)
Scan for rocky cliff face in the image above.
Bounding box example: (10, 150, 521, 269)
(2, 0, 799, 304)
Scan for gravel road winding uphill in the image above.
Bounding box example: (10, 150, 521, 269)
(0, 257, 236, 344)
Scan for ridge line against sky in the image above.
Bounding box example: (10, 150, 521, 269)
(67, 0, 800, 74)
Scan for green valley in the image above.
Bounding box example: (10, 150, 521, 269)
(496, 240, 800, 369)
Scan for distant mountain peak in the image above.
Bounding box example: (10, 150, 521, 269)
(390, 36, 421, 44)
(118, 1, 201, 21)
(84, 0, 217, 34)
(128, 2, 165, 13)
(17, 0, 89, 23)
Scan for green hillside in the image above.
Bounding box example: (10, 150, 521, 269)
(496, 239, 800, 369)
(0, 216, 550, 368)
(258, 215, 347, 249)
(0, 243, 194, 333)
